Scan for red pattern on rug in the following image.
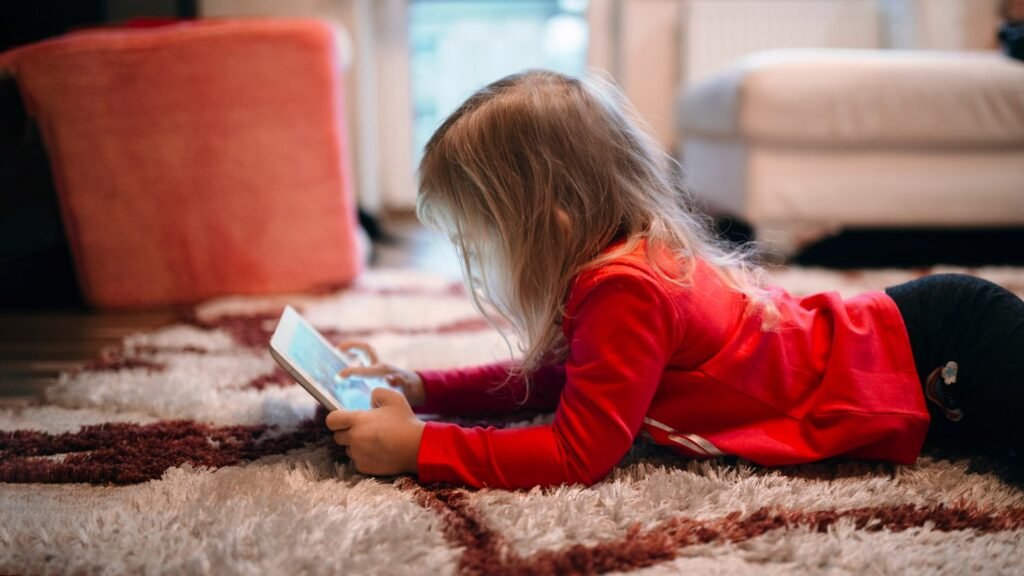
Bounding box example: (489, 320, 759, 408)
(84, 348, 166, 373)
(400, 479, 1024, 576)
(0, 413, 336, 485)
(6, 273, 1023, 574)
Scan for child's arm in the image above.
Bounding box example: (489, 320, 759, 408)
(414, 361, 566, 416)
(337, 355, 567, 417)
(416, 274, 673, 489)
(327, 356, 568, 477)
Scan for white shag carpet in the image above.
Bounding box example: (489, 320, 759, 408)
(2, 266, 1024, 575)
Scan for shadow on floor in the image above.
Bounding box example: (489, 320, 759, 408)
(794, 228, 1024, 269)
(713, 218, 1024, 269)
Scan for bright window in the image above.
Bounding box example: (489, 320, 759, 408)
(409, 0, 589, 163)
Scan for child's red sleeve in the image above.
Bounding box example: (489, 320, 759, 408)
(415, 274, 674, 489)
(413, 362, 567, 417)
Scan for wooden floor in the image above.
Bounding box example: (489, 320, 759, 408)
(0, 214, 457, 405)
(0, 310, 179, 406)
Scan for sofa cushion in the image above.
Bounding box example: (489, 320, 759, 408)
(681, 49, 1024, 148)
(0, 19, 363, 308)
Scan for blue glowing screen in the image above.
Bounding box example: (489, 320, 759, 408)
(282, 311, 390, 411)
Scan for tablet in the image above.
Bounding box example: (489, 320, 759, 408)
(269, 305, 390, 411)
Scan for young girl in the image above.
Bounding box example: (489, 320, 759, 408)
(325, 70, 1024, 490)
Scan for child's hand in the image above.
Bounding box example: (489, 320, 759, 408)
(339, 363, 426, 408)
(325, 387, 425, 476)
(335, 339, 426, 407)
(335, 339, 379, 366)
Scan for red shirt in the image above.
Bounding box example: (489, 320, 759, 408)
(414, 242, 930, 489)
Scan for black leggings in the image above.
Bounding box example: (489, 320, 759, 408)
(885, 274, 1024, 453)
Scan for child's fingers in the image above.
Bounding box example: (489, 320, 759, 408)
(325, 409, 358, 431)
(333, 430, 351, 446)
(370, 386, 406, 408)
(334, 340, 379, 364)
(339, 364, 393, 378)
(334, 339, 370, 354)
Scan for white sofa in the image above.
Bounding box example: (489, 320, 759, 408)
(680, 49, 1024, 256)
(675, 0, 1024, 256)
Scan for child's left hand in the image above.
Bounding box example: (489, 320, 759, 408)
(325, 387, 426, 476)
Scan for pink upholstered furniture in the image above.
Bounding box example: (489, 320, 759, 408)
(1, 19, 362, 308)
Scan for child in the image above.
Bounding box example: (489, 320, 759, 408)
(325, 70, 1024, 489)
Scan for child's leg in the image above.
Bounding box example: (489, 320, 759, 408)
(885, 274, 1024, 453)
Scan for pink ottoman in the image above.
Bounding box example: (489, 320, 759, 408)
(1, 19, 362, 308)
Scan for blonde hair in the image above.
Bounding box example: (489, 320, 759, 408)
(417, 70, 775, 385)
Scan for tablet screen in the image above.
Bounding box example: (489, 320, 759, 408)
(277, 307, 387, 410)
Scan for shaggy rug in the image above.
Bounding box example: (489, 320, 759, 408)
(3, 266, 1024, 575)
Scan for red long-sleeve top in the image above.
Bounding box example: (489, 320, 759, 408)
(413, 241, 930, 489)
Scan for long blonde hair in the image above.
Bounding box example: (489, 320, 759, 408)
(417, 70, 773, 381)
